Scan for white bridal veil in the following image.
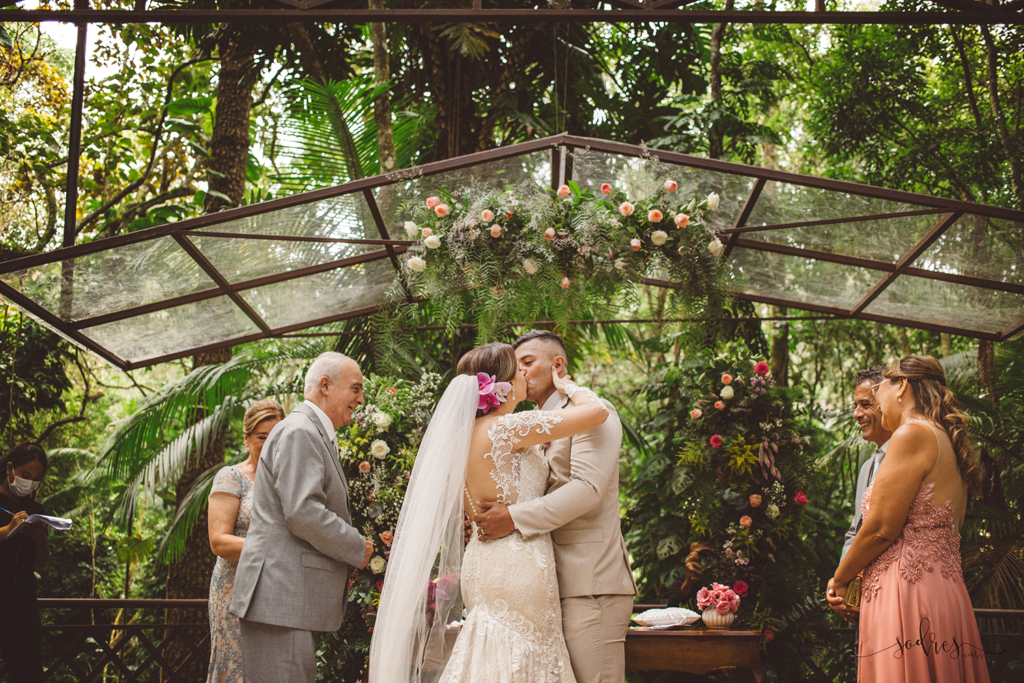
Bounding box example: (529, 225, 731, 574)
(369, 374, 478, 683)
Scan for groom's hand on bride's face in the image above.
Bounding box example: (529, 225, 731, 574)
(475, 501, 515, 541)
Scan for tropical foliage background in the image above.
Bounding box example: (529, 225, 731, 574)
(2, 1, 1022, 681)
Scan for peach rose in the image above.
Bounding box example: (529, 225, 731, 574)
(380, 530, 394, 545)
(426, 196, 440, 210)
(749, 494, 762, 507)
(481, 209, 495, 222)
(721, 374, 733, 385)
(740, 515, 752, 528)
(664, 179, 678, 192)
(358, 461, 371, 473)
(434, 204, 449, 217)
(561, 277, 571, 288)
(675, 213, 690, 229)
(619, 201, 634, 216)
(630, 238, 641, 251)
(690, 408, 702, 419)
(648, 209, 664, 223)
(421, 227, 433, 238)
(600, 183, 612, 194)
(490, 225, 502, 237)
(545, 227, 556, 239)
(557, 184, 571, 199)
(715, 400, 726, 410)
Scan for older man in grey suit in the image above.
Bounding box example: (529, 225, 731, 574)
(231, 352, 374, 683)
(475, 330, 636, 683)
(829, 365, 893, 623)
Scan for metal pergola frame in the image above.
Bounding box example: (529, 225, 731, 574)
(1, 134, 1022, 370)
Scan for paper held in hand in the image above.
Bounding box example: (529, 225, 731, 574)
(1, 507, 74, 531)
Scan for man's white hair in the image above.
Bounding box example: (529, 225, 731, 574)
(303, 352, 355, 395)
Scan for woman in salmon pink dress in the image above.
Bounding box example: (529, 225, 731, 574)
(827, 356, 991, 683)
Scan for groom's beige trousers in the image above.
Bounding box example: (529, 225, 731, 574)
(561, 594, 634, 683)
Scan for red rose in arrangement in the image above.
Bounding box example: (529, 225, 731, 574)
(794, 491, 808, 506)
(710, 434, 723, 448)
(732, 581, 748, 597)
(754, 361, 770, 376)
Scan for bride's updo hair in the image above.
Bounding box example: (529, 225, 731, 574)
(884, 355, 978, 490)
(457, 343, 518, 417)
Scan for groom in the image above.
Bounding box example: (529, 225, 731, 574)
(231, 352, 373, 683)
(476, 330, 637, 683)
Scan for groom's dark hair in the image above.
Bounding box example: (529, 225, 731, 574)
(854, 366, 886, 388)
(512, 330, 567, 360)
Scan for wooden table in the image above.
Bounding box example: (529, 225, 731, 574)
(625, 628, 765, 682)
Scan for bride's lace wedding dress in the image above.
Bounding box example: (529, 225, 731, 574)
(440, 412, 577, 683)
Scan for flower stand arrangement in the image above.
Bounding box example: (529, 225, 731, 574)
(697, 582, 741, 629)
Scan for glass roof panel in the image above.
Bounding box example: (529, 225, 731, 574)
(725, 246, 879, 311)
(740, 212, 941, 264)
(375, 151, 552, 233)
(569, 149, 757, 233)
(189, 235, 382, 285)
(238, 258, 396, 329)
(863, 274, 1023, 334)
(911, 214, 1024, 285)
(188, 191, 379, 240)
(82, 295, 260, 363)
(0, 236, 215, 322)
(746, 181, 932, 227)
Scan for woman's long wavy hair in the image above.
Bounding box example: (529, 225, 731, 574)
(456, 343, 518, 418)
(884, 355, 978, 490)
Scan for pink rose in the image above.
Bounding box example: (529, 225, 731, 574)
(794, 491, 808, 506)
(648, 209, 663, 223)
(481, 209, 495, 222)
(600, 183, 612, 194)
(380, 531, 394, 545)
(557, 184, 571, 199)
(690, 408, 702, 419)
(545, 227, 556, 239)
(434, 204, 449, 217)
(765, 630, 775, 641)
(710, 434, 723, 448)
(561, 277, 571, 289)
(675, 213, 690, 229)
(664, 179, 678, 192)
(733, 581, 748, 597)
(619, 201, 634, 216)
(716, 601, 732, 614)
(696, 586, 712, 610)
(358, 461, 371, 473)
(740, 515, 752, 528)
(421, 227, 433, 238)
(630, 238, 641, 251)
(749, 494, 761, 507)
(754, 361, 770, 376)
(715, 400, 725, 410)
(426, 196, 440, 210)
(490, 225, 502, 237)
(721, 374, 733, 385)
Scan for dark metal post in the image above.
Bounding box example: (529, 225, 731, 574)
(64, 0, 89, 246)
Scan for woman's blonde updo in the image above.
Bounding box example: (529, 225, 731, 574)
(456, 343, 518, 418)
(884, 355, 978, 490)
(243, 398, 286, 437)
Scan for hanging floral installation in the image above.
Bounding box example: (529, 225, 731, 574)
(379, 168, 728, 344)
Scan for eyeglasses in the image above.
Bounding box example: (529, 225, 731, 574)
(869, 381, 885, 396)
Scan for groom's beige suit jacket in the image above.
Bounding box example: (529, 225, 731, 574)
(508, 391, 636, 599)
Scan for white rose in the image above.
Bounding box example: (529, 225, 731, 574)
(404, 221, 419, 239)
(523, 258, 537, 275)
(373, 412, 392, 429)
(614, 258, 627, 270)
(424, 235, 441, 249)
(708, 238, 725, 258)
(720, 385, 734, 400)
(651, 230, 668, 246)
(407, 256, 426, 272)
(371, 439, 390, 459)
(369, 555, 387, 574)
(766, 504, 780, 520)
(707, 192, 720, 211)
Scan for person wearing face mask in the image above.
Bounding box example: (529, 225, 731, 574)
(0, 442, 50, 683)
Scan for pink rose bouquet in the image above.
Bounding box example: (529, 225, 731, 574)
(696, 582, 741, 614)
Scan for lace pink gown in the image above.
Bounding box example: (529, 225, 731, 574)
(858, 480, 991, 682)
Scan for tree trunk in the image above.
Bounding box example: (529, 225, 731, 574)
(708, 0, 735, 159)
(369, 0, 397, 177)
(769, 305, 788, 386)
(163, 347, 234, 680)
(203, 35, 254, 213)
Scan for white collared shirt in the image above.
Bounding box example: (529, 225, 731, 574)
(303, 400, 337, 437)
(541, 390, 565, 412)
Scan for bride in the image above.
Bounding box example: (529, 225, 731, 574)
(369, 342, 609, 683)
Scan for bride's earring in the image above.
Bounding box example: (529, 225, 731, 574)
(511, 387, 516, 401)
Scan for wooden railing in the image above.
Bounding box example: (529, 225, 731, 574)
(31, 599, 209, 683)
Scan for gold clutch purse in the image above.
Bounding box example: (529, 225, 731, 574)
(843, 572, 863, 612)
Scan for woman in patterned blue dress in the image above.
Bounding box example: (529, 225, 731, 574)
(206, 399, 285, 683)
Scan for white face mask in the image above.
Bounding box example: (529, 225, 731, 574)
(7, 473, 40, 498)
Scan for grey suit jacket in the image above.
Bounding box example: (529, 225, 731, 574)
(230, 403, 366, 632)
(841, 442, 887, 562)
(508, 393, 637, 599)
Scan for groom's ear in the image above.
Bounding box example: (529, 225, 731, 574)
(553, 355, 568, 376)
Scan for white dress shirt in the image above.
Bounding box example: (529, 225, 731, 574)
(303, 400, 337, 438)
